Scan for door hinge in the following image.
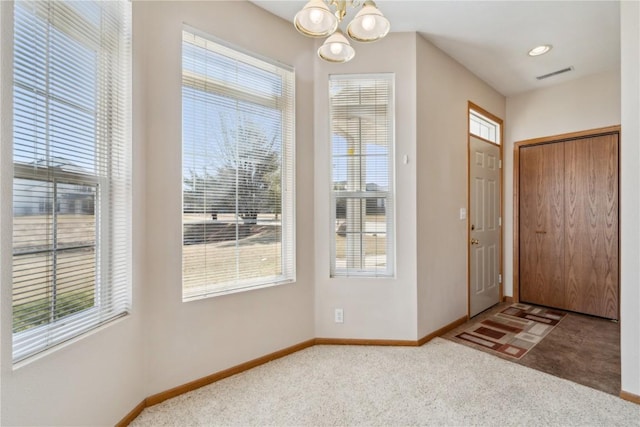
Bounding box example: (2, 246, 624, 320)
(499, 159, 502, 169)
(498, 274, 502, 284)
(498, 217, 502, 227)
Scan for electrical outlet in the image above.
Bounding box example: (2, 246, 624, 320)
(334, 308, 344, 323)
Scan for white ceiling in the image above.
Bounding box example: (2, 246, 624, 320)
(250, 0, 620, 96)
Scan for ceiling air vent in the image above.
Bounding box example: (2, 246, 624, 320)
(536, 66, 574, 80)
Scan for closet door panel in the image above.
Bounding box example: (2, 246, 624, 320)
(519, 143, 565, 307)
(564, 134, 619, 319)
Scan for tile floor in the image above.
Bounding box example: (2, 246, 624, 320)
(444, 302, 620, 395)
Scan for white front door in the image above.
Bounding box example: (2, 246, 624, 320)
(469, 135, 501, 317)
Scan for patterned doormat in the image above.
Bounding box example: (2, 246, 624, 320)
(454, 303, 567, 359)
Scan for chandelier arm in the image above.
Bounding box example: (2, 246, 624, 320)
(328, 0, 348, 22)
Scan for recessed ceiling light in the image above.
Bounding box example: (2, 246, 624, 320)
(528, 45, 552, 57)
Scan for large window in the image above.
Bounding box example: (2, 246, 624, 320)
(330, 74, 395, 277)
(182, 28, 295, 300)
(12, 0, 131, 362)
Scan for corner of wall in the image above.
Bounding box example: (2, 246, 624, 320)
(415, 35, 505, 338)
(620, 0, 640, 397)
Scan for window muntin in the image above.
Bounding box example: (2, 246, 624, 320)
(330, 74, 395, 277)
(12, 0, 131, 362)
(182, 29, 295, 300)
(13, 178, 97, 333)
(469, 110, 501, 144)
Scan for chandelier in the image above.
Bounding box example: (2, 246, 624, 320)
(294, 0, 391, 63)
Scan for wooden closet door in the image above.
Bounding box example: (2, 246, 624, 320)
(564, 134, 619, 319)
(519, 143, 565, 308)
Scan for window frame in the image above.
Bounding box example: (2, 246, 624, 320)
(181, 27, 296, 301)
(329, 73, 396, 278)
(469, 109, 501, 144)
(11, 0, 131, 363)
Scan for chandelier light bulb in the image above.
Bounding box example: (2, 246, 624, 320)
(347, 3, 390, 42)
(317, 30, 355, 63)
(330, 42, 343, 55)
(361, 15, 376, 31)
(309, 9, 324, 24)
(294, 0, 339, 38)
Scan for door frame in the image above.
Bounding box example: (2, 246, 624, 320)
(467, 101, 504, 317)
(512, 125, 621, 304)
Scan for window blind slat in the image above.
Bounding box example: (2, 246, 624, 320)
(12, 0, 131, 363)
(182, 28, 295, 300)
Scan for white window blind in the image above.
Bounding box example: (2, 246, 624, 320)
(182, 28, 295, 300)
(12, 0, 131, 362)
(329, 74, 395, 277)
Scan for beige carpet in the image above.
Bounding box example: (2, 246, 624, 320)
(130, 338, 639, 426)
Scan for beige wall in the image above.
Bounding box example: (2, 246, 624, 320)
(137, 1, 316, 396)
(503, 69, 621, 299)
(0, 1, 147, 425)
(506, 70, 621, 142)
(620, 0, 640, 397)
(415, 35, 505, 337)
(313, 33, 419, 340)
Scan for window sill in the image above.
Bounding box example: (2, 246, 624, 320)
(182, 277, 296, 302)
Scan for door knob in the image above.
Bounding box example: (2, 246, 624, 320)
(470, 238, 479, 245)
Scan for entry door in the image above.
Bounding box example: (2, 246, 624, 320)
(469, 136, 501, 317)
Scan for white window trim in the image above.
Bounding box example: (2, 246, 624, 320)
(329, 73, 396, 278)
(470, 109, 501, 144)
(181, 26, 296, 301)
(10, 0, 132, 363)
